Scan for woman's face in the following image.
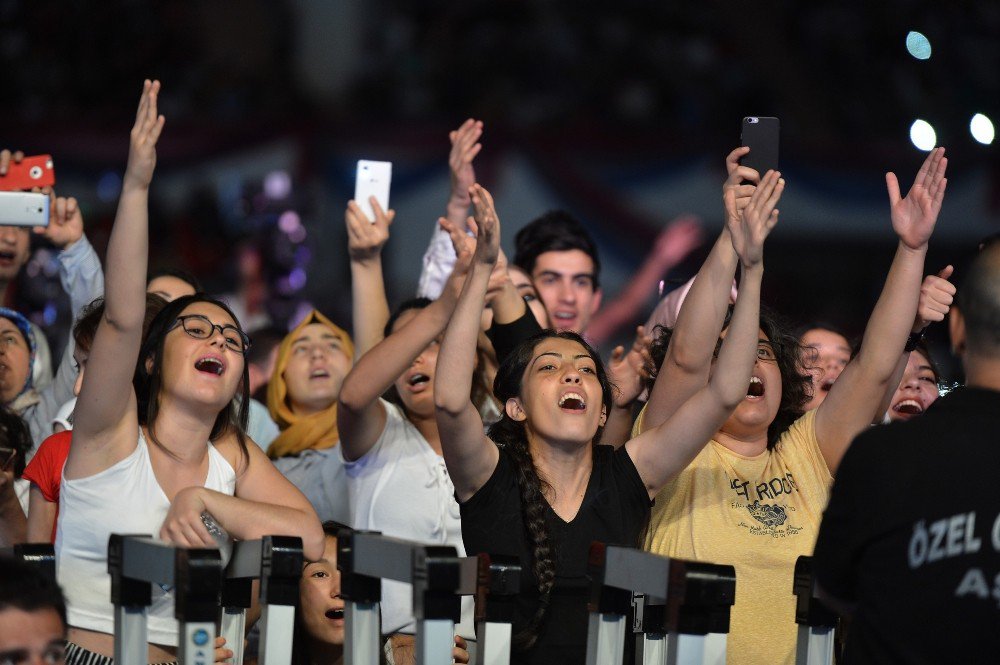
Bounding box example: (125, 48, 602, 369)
(72, 345, 90, 397)
(509, 265, 548, 329)
(512, 336, 605, 446)
(800, 328, 851, 411)
(300, 535, 345, 646)
(0, 318, 30, 404)
(391, 309, 440, 418)
(887, 350, 939, 422)
(716, 328, 784, 441)
(159, 302, 246, 411)
(283, 323, 353, 417)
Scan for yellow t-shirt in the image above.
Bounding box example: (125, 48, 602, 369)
(637, 408, 832, 665)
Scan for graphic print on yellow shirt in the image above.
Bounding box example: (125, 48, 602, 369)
(637, 408, 833, 665)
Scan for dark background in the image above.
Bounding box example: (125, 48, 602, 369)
(3, 0, 998, 380)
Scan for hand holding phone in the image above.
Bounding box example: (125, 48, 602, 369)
(0, 154, 56, 191)
(0, 191, 49, 227)
(354, 160, 392, 222)
(740, 117, 780, 177)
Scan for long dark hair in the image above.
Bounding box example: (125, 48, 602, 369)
(647, 305, 812, 448)
(133, 294, 251, 469)
(487, 330, 613, 649)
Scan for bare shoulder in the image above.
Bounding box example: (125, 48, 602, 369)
(212, 432, 264, 475)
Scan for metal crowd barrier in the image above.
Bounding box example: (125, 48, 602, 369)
(108, 534, 223, 665)
(585, 542, 736, 665)
(3, 542, 57, 582)
(221, 536, 303, 665)
(337, 529, 488, 665)
(792, 556, 837, 665)
(108, 534, 303, 665)
(474, 553, 520, 665)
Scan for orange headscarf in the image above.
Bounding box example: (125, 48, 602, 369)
(266, 310, 354, 459)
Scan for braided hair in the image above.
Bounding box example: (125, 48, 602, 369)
(487, 330, 613, 649)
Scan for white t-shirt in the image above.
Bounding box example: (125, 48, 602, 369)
(344, 399, 473, 638)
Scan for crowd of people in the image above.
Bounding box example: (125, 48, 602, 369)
(0, 80, 997, 665)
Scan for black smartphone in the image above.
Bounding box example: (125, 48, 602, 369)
(740, 117, 780, 176)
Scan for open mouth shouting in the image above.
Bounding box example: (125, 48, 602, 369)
(551, 310, 577, 330)
(558, 391, 587, 413)
(325, 607, 345, 622)
(892, 399, 925, 418)
(194, 355, 226, 377)
(404, 371, 432, 393)
(746, 376, 765, 400)
(0, 250, 17, 266)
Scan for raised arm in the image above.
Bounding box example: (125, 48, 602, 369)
(435, 184, 502, 501)
(627, 170, 782, 496)
(345, 197, 393, 357)
(416, 119, 483, 299)
(67, 81, 165, 476)
(641, 147, 757, 431)
(586, 215, 703, 345)
(816, 148, 948, 473)
(338, 245, 469, 462)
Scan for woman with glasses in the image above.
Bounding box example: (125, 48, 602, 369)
(637, 146, 948, 664)
(56, 81, 323, 665)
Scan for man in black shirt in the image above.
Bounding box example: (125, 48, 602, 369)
(813, 241, 1000, 663)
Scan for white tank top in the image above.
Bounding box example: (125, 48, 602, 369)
(56, 431, 237, 647)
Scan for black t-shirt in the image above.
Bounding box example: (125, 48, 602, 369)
(486, 306, 543, 364)
(813, 387, 1000, 663)
(460, 444, 651, 664)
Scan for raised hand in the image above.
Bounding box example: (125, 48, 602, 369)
(722, 146, 760, 232)
(654, 215, 704, 266)
(914, 265, 955, 332)
(607, 325, 654, 407)
(123, 80, 166, 191)
(468, 183, 500, 266)
(439, 215, 508, 301)
(449, 119, 483, 202)
(0, 149, 24, 176)
(345, 196, 394, 263)
(728, 169, 783, 268)
(33, 189, 84, 249)
(887, 147, 947, 250)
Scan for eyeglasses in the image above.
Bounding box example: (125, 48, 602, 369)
(168, 315, 251, 354)
(713, 339, 780, 363)
(0, 643, 66, 665)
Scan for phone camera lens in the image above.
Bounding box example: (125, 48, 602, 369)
(748, 117, 759, 124)
(29, 166, 42, 179)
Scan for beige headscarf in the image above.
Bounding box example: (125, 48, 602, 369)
(266, 310, 354, 459)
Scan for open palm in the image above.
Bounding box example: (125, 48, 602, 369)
(887, 147, 947, 250)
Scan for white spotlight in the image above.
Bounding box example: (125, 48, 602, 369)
(909, 119, 937, 151)
(970, 114, 995, 145)
(906, 31, 932, 60)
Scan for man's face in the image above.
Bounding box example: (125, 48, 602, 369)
(531, 250, 602, 334)
(0, 607, 66, 665)
(0, 226, 31, 283)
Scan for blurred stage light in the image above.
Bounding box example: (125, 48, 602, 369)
(264, 170, 292, 200)
(970, 114, 995, 145)
(909, 119, 937, 151)
(906, 31, 932, 60)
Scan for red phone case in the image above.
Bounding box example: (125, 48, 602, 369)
(0, 154, 56, 191)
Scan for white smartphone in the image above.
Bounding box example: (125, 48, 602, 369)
(354, 160, 392, 222)
(0, 191, 49, 227)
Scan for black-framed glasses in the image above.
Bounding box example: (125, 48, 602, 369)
(713, 338, 780, 363)
(168, 315, 251, 354)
